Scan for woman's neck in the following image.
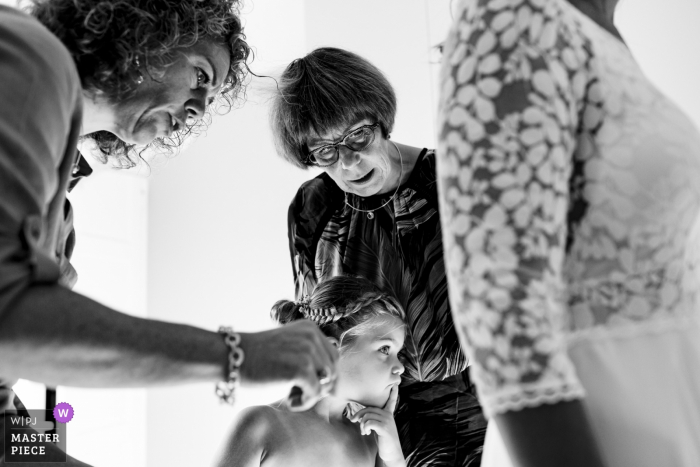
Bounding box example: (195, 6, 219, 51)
(377, 142, 422, 195)
(80, 91, 117, 136)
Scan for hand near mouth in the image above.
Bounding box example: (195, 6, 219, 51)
(349, 385, 406, 467)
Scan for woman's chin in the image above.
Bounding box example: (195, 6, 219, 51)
(345, 183, 381, 198)
(119, 124, 162, 146)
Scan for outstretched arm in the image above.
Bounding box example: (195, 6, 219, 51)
(0, 286, 337, 410)
(0, 285, 228, 387)
(0, 8, 336, 410)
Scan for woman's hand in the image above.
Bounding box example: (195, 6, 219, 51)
(238, 321, 338, 411)
(351, 385, 406, 467)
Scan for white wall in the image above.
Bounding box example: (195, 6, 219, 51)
(616, 0, 700, 127)
(61, 166, 149, 467)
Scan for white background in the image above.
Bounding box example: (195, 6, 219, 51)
(3, 0, 699, 465)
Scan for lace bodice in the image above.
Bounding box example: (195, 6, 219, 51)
(437, 0, 700, 416)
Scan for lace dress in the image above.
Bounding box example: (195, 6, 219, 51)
(436, 0, 700, 465)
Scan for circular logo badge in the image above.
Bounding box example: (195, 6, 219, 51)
(53, 402, 74, 423)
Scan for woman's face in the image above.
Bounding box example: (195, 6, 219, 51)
(109, 41, 231, 145)
(335, 315, 405, 408)
(308, 119, 401, 197)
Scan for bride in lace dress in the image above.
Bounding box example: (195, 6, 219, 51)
(437, 0, 700, 466)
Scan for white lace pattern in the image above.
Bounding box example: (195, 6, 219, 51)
(437, 0, 700, 416)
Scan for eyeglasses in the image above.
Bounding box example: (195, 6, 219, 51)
(305, 123, 380, 167)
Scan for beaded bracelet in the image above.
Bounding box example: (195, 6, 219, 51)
(215, 326, 245, 405)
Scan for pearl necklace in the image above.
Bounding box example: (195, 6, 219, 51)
(344, 141, 403, 220)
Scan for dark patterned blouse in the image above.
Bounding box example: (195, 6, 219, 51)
(288, 149, 486, 467)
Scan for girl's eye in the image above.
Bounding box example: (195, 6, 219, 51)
(379, 346, 390, 355)
(196, 67, 211, 87)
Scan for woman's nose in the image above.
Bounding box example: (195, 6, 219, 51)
(339, 148, 361, 170)
(185, 91, 208, 121)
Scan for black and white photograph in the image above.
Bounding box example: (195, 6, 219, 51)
(0, 0, 699, 465)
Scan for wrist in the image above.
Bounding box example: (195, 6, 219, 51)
(380, 446, 406, 467)
(214, 327, 244, 404)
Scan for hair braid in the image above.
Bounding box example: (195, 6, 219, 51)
(339, 293, 390, 318)
(269, 276, 405, 352)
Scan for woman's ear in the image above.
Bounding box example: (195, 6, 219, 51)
(327, 337, 340, 349)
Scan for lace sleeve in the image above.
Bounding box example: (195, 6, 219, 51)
(436, 0, 587, 417)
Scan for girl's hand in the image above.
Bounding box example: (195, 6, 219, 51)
(350, 385, 406, 467)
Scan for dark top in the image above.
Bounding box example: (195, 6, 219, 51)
(288, 149, 467, 384)
(0, 6, 89, 463)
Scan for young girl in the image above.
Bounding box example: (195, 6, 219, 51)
(217, 276, 407, 467)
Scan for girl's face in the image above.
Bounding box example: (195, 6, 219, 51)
(335, 315, 405, 408)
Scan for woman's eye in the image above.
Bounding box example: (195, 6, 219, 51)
(196, 67, 211, 87)
(347, 129, 368, 143)
(314, 146, 335, 159)
(379, 346, 390, 355)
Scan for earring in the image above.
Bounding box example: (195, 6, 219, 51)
(134, 57, 143, 85)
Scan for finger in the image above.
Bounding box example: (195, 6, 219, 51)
(288, 366, 322, 411)
(298, 322, 339, 384)
(384, 384, 399, 414)
(362, 419, 387, 436)
(350, 407, 384, 422)
(298, 320, 336, 363)
(319, 376, 335, 399)
(318, 328, 340, 366)
(360, 413, 385, 425)
(311, 327, 339, 381)
(360, 413, 386, 435)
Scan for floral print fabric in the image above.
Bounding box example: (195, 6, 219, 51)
(437, 0, 700, 417)
(289, 150, 469, 383)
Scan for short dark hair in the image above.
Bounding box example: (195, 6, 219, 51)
(31, 0, 251, 167)
(271, 276, 405, 353)
(270, 47, 397, 169)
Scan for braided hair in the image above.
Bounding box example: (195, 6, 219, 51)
(271, 276, 405, 352)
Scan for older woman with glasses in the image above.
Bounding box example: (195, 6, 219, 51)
(271, 47, 486, 467)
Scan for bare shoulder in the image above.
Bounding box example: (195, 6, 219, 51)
(237, 405, 280, 431)
(216, 405, 283, 467)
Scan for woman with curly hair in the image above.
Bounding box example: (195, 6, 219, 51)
(31, 0, 251, 168)
(0, 1, 338, 464)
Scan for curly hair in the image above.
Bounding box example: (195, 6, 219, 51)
(271, 276, 405, 353)
(30, 0, 251, 167)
